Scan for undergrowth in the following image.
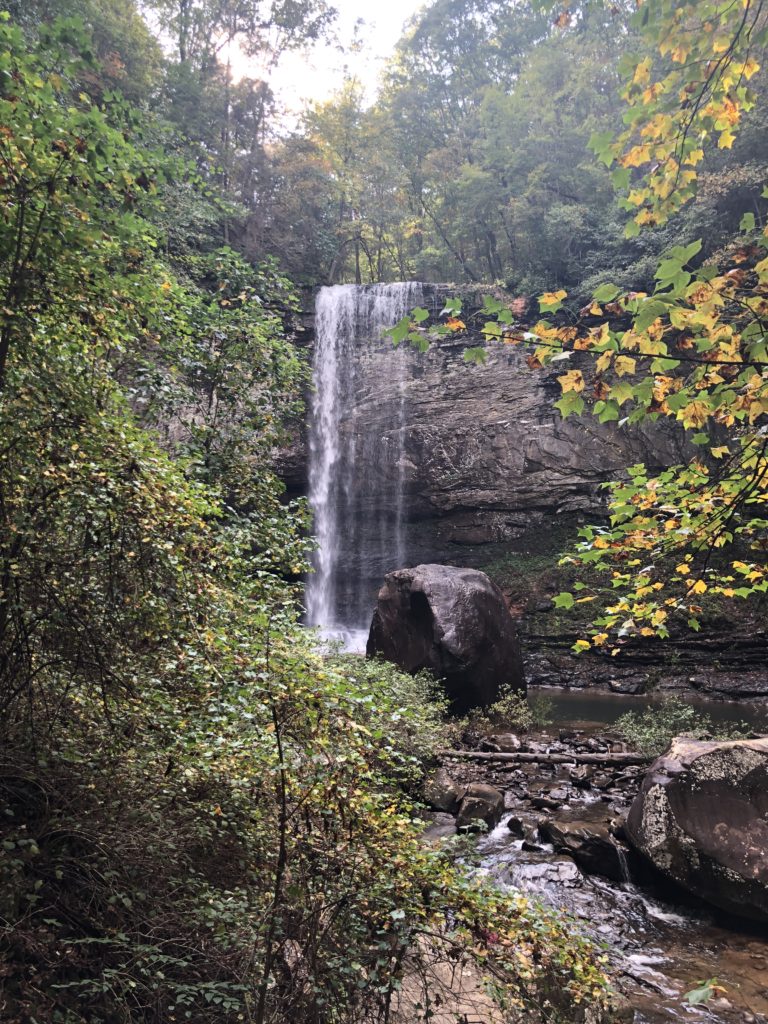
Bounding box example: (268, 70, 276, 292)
(615, 696, 764, 757)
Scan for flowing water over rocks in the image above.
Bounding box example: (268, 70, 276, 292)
(429, 710, 768, 1023)
(305, 282, 424, 639)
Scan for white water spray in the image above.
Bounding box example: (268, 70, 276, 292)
(305, 282, 423, 638)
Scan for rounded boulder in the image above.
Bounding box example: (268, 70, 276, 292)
(366, 563, 524, 711)
(626, 737, 768, 922)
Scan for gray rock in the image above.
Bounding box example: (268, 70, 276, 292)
(482, 732, 522, 753)
(505, 854, 582, 889)
(507, 815, 525, 838)
(423, 768, 464, 814)
(421, 811, 458, 843)
(456, 782, 504, 831)
(539, 806, 637, 883)
(531, 795, 562, 811)
(569, 765, 593, 789)
(626, 737, 768, 923)
(367, 564, 524, 710)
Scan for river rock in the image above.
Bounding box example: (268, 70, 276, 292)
(456, 783, 504, 831)
(366, 564, 524, 710)
(481, 732, 522, 753)
(422, 812, 458, 843)
(569, 765, 593, 789)
(423, 768, 464, 813)
(507, 815, 525, 837)
(539, 807, 635, 883)
(503, 853, 581, 890)
(626, 737, 768, 922)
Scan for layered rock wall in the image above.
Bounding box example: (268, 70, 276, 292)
(283, 284, 687, 553)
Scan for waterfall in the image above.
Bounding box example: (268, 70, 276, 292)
(305, 282, 424, 642)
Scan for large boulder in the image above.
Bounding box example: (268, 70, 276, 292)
(626, 737, 768, 922)
(366, 564, 524, 711)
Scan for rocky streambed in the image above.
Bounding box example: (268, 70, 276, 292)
(422, 719, 768, 1023)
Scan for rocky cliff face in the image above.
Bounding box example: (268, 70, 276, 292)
(282, 283, 688, 554)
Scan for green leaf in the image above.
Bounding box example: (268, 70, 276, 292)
(481, 294, 504, 314)
(412, 307, 429, 323)
(593, 284, 620, 303)
(739, 211, 756, 233)
(388, 316, 410, 347)
(635, 299, 669, 332)
(611, 167, 631, 190)
(684, 980, 718, 1007)
(553, 592, 575, 610)
(555, 393, 585, 418)
(589, 130, 615, 166)
(463, 346, 487, 365)
(481, 320, 502, 338)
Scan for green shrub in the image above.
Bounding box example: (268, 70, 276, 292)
(324, 655, 455, 785)
(464, 686, 553, 738)
(615, 696, 756, 757)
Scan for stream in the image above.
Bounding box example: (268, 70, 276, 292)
(442, 690, 768, 1023)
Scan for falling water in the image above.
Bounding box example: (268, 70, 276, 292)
(305, 282, 424, 641)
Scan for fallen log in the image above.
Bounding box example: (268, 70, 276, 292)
(439, 749, 652, 766)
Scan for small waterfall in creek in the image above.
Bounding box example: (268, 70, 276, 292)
(305, 282, 424, 644)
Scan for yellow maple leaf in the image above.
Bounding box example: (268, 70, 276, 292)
(680, 401, 710, 428)
(622, 144, 651, 168)
(691, 580, 707, 595)
(718, 129, 735, 149)
(743, 56, 760, 80)
(557, 369, 585, 393)
(676, 563, 690, 575)
(614, 355, 637, 377)
(633, 57, 652, 85)
(540, 289, 567, 305)
(595, 351, 613, 373)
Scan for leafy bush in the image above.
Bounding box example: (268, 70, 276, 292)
(464, 686, 553, 739)
(325, 655, 454, 784)
(615, 697, 757, 758)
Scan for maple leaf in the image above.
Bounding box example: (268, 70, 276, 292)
(557, 369, 585, 393)
(614, 356, 637, 377)
(540, 289, 567, 306)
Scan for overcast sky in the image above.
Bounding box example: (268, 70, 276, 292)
(236, 0, 425, 120)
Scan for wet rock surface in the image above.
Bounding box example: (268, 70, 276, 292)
(426, 720, 768, 1023)
(538, 804, 638, 883)
(423, 767, 464, 814)
(367, 563, 524, 710)
(455, 782, 504, 830)
(626, 737, 768, 923)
